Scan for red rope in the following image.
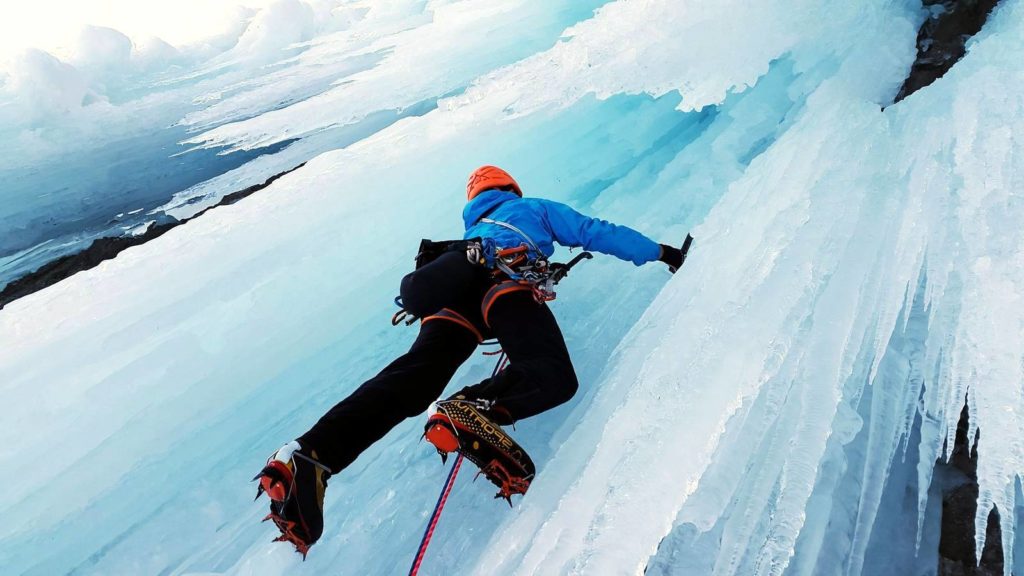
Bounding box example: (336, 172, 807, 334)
(408, 351, 506, 573)
(408, 453, 464, 576)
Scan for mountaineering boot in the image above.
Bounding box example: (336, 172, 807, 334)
(424, 396, 535, 504)
(253, 440, 332, 558)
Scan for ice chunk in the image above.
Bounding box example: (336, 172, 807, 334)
(227, 0, 317, 65)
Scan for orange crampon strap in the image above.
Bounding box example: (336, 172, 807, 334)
(422, 308, 484, 343)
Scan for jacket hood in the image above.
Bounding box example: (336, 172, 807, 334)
(462, 189, 519, 229)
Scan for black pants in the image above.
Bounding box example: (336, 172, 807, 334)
(298, 251, 579, 473)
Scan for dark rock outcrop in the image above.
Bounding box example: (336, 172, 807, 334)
(937, 402, 1005, 575)
(0, 163, 304, 310)
(895, 0, 1001, 102)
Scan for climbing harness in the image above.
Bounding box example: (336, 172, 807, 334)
(476, 217, 594, 302)
(392, 236, 593, 326)
(421, 308, 484, 343)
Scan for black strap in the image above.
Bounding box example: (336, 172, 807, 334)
(414, 238, 475, 269)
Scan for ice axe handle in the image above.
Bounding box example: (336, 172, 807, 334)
(550, 252, 593, 284)
(679, 234, 694, 266)
(668, 234, 694, 273)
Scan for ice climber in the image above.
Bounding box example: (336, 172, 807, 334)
(254, 165, 688, 556)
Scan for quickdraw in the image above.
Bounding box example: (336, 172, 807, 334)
(477, 215, 596, 302)
(502, 249, 594, 303)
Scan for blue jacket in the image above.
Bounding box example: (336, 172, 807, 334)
(462, 190, 661, 266)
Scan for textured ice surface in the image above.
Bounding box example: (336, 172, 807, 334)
(1, 0, 1023, 575)
(478, 1, 1024, 574)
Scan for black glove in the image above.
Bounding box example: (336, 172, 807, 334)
(658, 235, 694, 274)
(658, 244, 683, 273)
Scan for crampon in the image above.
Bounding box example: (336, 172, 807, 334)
(424, 399, 535, 504)
(475, 459, 531, 505)
(253, 441, 330, 559)
(254, 461, 313, 558)
(262, 512, 311, 558)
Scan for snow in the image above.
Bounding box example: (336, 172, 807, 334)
(227, 0, 317, 64)
(70, 25, 134, 71)
(2, 0, 1023, 575)
(0, 0, 598, 288)
(181, 0, 609, 151)
(2, 48, 93, 118)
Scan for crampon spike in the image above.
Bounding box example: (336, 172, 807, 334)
(264, 513, 310, 559)
(494, 476, 530, 504)
(476, 460, 530, 503)
(265, 513, 294, 530)
(272, 534, 310, 559)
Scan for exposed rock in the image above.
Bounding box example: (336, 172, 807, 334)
(895, 0, 1001, 102)
(936, 402, 1006, 575)
(0, 163, 305, 310)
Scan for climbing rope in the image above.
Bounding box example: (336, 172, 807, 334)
(407, 453, 464, 576)
(407, 350, 508, 575)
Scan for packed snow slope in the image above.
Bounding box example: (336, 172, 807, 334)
(2, 0, 1023, 575)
